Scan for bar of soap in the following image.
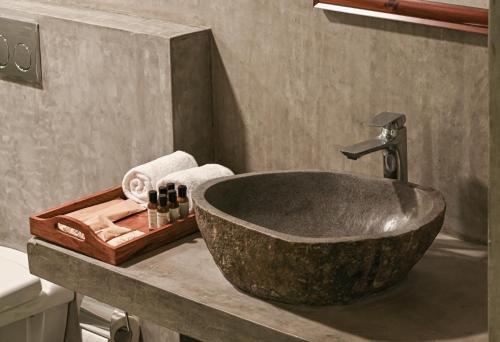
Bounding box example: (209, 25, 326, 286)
(96, 225, 131, 242)
(80, 199, 145, 230)
(107, 230, 145, 247)
(58, 198, 145, 239)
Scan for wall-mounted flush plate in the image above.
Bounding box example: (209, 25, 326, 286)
(0, 16, 42, 87)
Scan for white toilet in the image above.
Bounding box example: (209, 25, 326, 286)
(0, 246, 74, 342)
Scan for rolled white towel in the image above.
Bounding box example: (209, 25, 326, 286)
(157, 164, 234, 211)
(122, 151, 197, 204)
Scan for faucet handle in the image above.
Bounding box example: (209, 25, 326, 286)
(368, 112, 406, 130)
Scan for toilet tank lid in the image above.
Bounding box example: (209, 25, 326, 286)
(0, 246, 42, 313)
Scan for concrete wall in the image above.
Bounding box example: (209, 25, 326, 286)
(0, 0, 489, 246)
(0, 1, 211, 251)
(489, 0, 500, 338)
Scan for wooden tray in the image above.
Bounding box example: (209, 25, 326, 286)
(29, 186, 198, 265)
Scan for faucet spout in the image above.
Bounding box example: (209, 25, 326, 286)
(340, 112, 408, 183)
(341, 139, 390, 160)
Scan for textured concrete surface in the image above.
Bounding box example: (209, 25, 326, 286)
(194, 171, 445, 305)
(141, 320, 180, 342)
(27, 233, 486, 341)
(0, 2, 212, 251)
(489, 0, 500, 338)
(18, 0, 489, 244)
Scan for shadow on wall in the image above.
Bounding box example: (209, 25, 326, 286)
(322, 10, 487, 46)
(419, 119, 488, 243)
(270, 237, 487, 341)
(210, 34, 248, 173)
(459, 177, 488, 242)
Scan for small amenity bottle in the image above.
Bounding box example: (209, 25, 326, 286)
(157, 194, 170, 226)
(166, 182, 175, 191)
(168, 190, 180, 223)
(158, 185, 168, 196)
(178, 185, 189, 219)
(148, 190, 158, 229)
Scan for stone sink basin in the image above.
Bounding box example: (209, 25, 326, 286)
(192, 171, 445, 305)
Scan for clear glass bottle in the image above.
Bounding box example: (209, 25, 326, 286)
(177, 185, 189, 219)
(147, 190, 158, 229)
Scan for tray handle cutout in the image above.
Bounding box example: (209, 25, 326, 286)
(30, 214, 111, 253)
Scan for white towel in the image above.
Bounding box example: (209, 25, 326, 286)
(156, 164, 234, 211)
(122, 151, 198, 204)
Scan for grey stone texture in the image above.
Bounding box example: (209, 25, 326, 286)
(27, 233, 487, 341)
(0, 1, 212, 251)
(489, 0, 500, 338)
(5, 0, 487, 244)
(193, 171, 445, 305)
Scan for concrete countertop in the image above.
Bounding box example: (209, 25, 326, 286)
(27, 233, 487, 341)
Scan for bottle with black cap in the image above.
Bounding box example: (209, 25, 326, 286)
(166, 183, 176, 207)
(166, 182, 175, 191)
(157, 194, 170, 226)
(168, 190, 180, 223)
(177, 185, 189, 219)
(158, 185, 168, 197)
(147, 190, 158, 229)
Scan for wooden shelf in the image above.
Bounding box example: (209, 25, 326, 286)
(314, 0, 488, 35)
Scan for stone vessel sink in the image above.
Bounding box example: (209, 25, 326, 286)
(193, 171, 445, 305)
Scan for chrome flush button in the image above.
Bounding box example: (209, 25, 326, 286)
(14, 43, 31, 72)
(0, 16, 41, 86)
(0, 35, 8, 68)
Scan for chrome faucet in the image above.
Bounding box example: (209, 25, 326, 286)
(340, 112, 408, 183)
